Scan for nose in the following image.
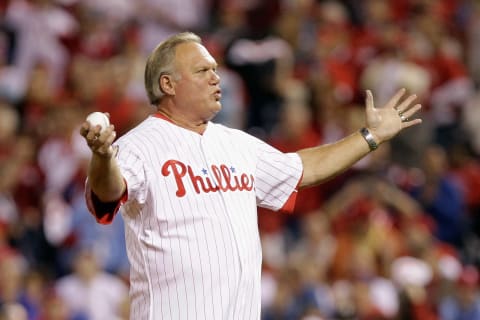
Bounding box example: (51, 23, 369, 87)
(210, 70, 220, 84)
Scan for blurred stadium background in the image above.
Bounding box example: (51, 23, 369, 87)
(1, 0, 480, 319)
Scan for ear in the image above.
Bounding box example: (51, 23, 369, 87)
(159, 74, 175, 96)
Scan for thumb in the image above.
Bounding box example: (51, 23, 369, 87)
(365, 90, 374, 112)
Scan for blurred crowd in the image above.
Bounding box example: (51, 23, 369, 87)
(1, 0, 480, 319)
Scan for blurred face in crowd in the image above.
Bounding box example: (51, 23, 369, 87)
(422, 145, 448, 177)
(169, 42, 222, 123)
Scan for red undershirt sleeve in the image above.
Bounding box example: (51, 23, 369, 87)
(85, 180, 128, 225)
(278, 171, 303, 214)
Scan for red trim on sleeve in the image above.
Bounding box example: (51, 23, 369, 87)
(85, 180, 128, 225)
(279, 190, 298, 213)
(279, 171, 304, 214)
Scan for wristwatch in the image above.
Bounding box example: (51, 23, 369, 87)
(360, 127, 378, 151)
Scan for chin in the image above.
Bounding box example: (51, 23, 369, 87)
(213, 101, 222, 112)
(207, 105, 222, 120)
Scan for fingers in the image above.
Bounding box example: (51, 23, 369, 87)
(400, 103, 423, 128)
(366, 88, 419, 114)
(81, 122, 116, 157)
(389, 88, 422, 126)
(385, 88, 407, 109)
(401, 103, 422, 120)
(79, 122, 90, 137)
(99, 127, 117, 155)
(402, 117, 423, 128)
(396, 93, 417, 114)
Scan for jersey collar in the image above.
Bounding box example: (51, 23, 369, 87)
(152, 112, 209, 136)
(153, 112, 174, 124)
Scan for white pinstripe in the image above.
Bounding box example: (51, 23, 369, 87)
(100, 116, 303, 320)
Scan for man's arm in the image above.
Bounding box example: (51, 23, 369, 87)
(298, 89, 422, 188)
(80, 120, 126, 202)
(298, 131, 370, 187)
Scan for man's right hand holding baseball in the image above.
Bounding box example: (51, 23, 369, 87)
(80, 120, 117, 158)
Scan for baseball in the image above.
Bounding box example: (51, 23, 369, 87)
(86, 112, 110, 133)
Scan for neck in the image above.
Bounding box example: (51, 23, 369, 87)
(156, 109, 208, 135)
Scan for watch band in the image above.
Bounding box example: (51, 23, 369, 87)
(360, 127, 378, 151)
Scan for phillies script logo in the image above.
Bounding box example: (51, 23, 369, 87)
(161, 160, 254, 197)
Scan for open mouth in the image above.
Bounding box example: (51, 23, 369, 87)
(213, 90, 222, 101)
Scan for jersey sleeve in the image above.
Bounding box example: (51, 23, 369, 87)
(115, 143, 148, 205)
(254, 141, 304, 213)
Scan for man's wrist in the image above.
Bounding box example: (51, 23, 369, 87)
(92, 145, 116, 159)
(359, 127, 378, 151)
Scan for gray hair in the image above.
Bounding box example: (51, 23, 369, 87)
(144, 32, 202, 105)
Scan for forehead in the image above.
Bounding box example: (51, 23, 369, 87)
(175, 42, 216, 68)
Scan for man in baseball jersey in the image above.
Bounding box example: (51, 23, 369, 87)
(80, 32, 422, 320)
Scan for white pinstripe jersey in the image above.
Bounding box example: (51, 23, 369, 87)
(87, 114, 303, 320)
